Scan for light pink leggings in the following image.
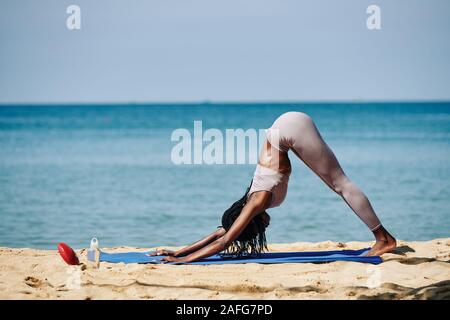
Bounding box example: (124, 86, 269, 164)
(268, 112, 382, 231)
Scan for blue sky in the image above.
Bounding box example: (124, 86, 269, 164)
(0, 0, 449, 103)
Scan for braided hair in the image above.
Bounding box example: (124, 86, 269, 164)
(220, 182, 270, 257)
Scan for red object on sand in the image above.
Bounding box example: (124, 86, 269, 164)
(57, 243, 79, 265)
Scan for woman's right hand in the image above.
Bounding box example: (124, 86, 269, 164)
(147, 249, 176, 257)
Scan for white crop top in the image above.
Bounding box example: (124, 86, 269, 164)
(247, 164, 290, 208)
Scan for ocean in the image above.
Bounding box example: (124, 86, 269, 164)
(0, 103, 449, 249)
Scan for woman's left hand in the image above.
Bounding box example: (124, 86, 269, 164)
(161, 256, 189, 263)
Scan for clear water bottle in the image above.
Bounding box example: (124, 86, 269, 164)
(87, 237, 100, 268)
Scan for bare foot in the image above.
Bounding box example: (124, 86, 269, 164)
(365, 226, 397, 256)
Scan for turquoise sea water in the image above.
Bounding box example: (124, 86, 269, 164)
(0, 103, 449, 249)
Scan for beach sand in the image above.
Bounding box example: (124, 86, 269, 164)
(0, 239, 449, 300)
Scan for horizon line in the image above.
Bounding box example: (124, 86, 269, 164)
(1, 99, 450, 106)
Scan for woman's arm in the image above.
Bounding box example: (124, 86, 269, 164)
(173, 227, 226, 257)
(149, 227, 226, 257)
(163, 191, 271, 263)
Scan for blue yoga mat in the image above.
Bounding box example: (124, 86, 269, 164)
(93, 248, 382, 265)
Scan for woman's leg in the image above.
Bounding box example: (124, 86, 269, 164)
(287, 112, 396, 256)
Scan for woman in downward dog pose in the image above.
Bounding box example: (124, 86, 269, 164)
(152, 112, 396, 262)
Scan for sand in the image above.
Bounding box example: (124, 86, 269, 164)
(0, 238, 449, 300)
